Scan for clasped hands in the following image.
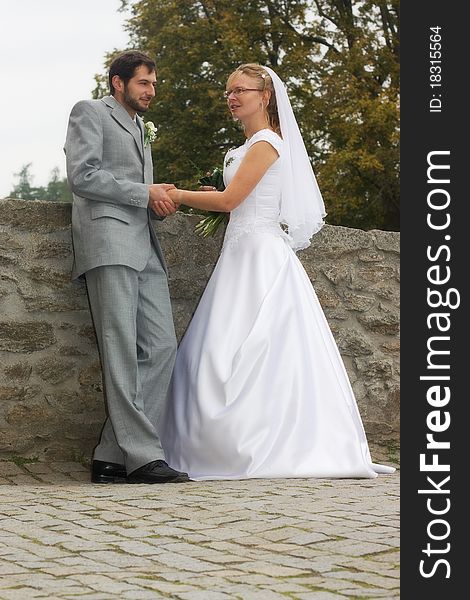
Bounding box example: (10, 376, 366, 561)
(148, 184, 179, 217)
(149, 184, 217, 217)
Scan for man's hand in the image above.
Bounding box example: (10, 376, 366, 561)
(149, 183, 178, 217)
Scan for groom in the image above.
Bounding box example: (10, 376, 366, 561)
(65, 50, 188, 484)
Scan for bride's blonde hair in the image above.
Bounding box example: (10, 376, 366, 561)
(227, 63, 281, 136)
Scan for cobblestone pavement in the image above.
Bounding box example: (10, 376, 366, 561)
(0, 461, 399, 599)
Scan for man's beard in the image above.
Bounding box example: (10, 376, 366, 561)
(124, 88, 148, 113)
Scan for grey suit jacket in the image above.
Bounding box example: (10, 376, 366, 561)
(65, 95, 167, 280)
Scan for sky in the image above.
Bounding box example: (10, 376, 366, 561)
(0, 0, 132, 198)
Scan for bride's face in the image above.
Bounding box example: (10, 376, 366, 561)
(225, 74, 263, 122)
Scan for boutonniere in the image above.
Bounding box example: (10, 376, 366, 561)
(143, 120, 157, 146)
(225, 156, 235, 168)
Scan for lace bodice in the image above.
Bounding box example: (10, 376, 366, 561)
(222, 129, 287, 249)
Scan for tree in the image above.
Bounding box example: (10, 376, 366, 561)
(9, 163, 38, 200)
(294, 0, 400, 230)
(8, 164, 72, 202)
(45, 167, 73, 203)
(96, 0, 399, 230)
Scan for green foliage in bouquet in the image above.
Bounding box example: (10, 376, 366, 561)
(194, 167, 229, 238)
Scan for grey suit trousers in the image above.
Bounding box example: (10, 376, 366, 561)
(85, 250, 177, 474)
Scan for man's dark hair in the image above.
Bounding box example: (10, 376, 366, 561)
(108, 51, 156, 95)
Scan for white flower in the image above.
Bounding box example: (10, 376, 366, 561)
(143, 120, 157, 146)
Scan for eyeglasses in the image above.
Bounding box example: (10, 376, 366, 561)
(224, 87, 262, 99)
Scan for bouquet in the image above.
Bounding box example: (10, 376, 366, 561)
(194, 167, 229, 237)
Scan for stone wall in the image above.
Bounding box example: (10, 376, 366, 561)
(0, 199, 399, 463)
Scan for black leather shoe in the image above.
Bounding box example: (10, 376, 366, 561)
(127, 460, 190, 484)
(91, 460, 127, 484)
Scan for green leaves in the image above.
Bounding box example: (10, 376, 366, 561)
(195, 167, 229, 238)
(195, 212, 228, 238)
(198, 167, 225, 191)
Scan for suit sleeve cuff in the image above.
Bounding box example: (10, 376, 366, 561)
(129, 184, 150, 207)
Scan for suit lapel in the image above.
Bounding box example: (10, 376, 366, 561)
(137, 115, 154, 184)
(102, 96, 144, 160)
(136, 116, 146, 157)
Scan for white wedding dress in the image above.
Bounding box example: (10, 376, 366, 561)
(160, 129, 395, 480)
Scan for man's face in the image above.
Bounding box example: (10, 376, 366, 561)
(121, 65, 157, 113)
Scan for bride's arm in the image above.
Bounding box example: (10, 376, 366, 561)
(168, 141, 279, 212)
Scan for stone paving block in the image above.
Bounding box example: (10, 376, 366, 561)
(258, 582, 315, 594)
(283, 545, 328, 559)
(203, 568, 248, 578)
(54, 555, 121, 571)
(162, 541, 246, 565)
(153, 550, 226, 573)
(198, 527, 253, 541)
(120, 592, 167, 599)
(6, 559, 52, 571)
(71, 573, 143, 594)
(127, 524, 190, 538)
(109, 540, 161, 557)
(229, 535, 271, 547)
(337, 588, 397, 598)
(321, 577, 397, 597)
(362, 550, 400, 564)
(60, 539, 114, 552)
(335, 557, 399, 579)
(125, 576, 201, 595)
(224, 573, 276, 585)
(241, 541, 303, 555)
(177, 532, 210, 544)
(0, 589, 43, 599)
(43, 564, 122, 577)
(255, 552, 321, 572)
(138, 536, 183, 549)
(95, 511, 139, 523)
(204, 540, 262, 557)
(312, 539, 392, 556)
(260, 526, 308, 542)
(330, 571, 400, 590)
(295, 593, 348, 599)
(0, 561, 27, 576)
(0, 537, 69, 559)
(176, 591, 233, 599)
(81, 550, 155, 569)
(3, 583, 89, 597)
(62, 595, 115, 600)
(0, 544, 13, 557)
(285, 531, 332, 545)
(107, 508, 156, 519)
(214, 587, 288, 599)
(233, 560, 307, 577)
(287, 556, 344, 575)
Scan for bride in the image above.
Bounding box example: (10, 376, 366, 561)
(158, 63, 395, 480)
